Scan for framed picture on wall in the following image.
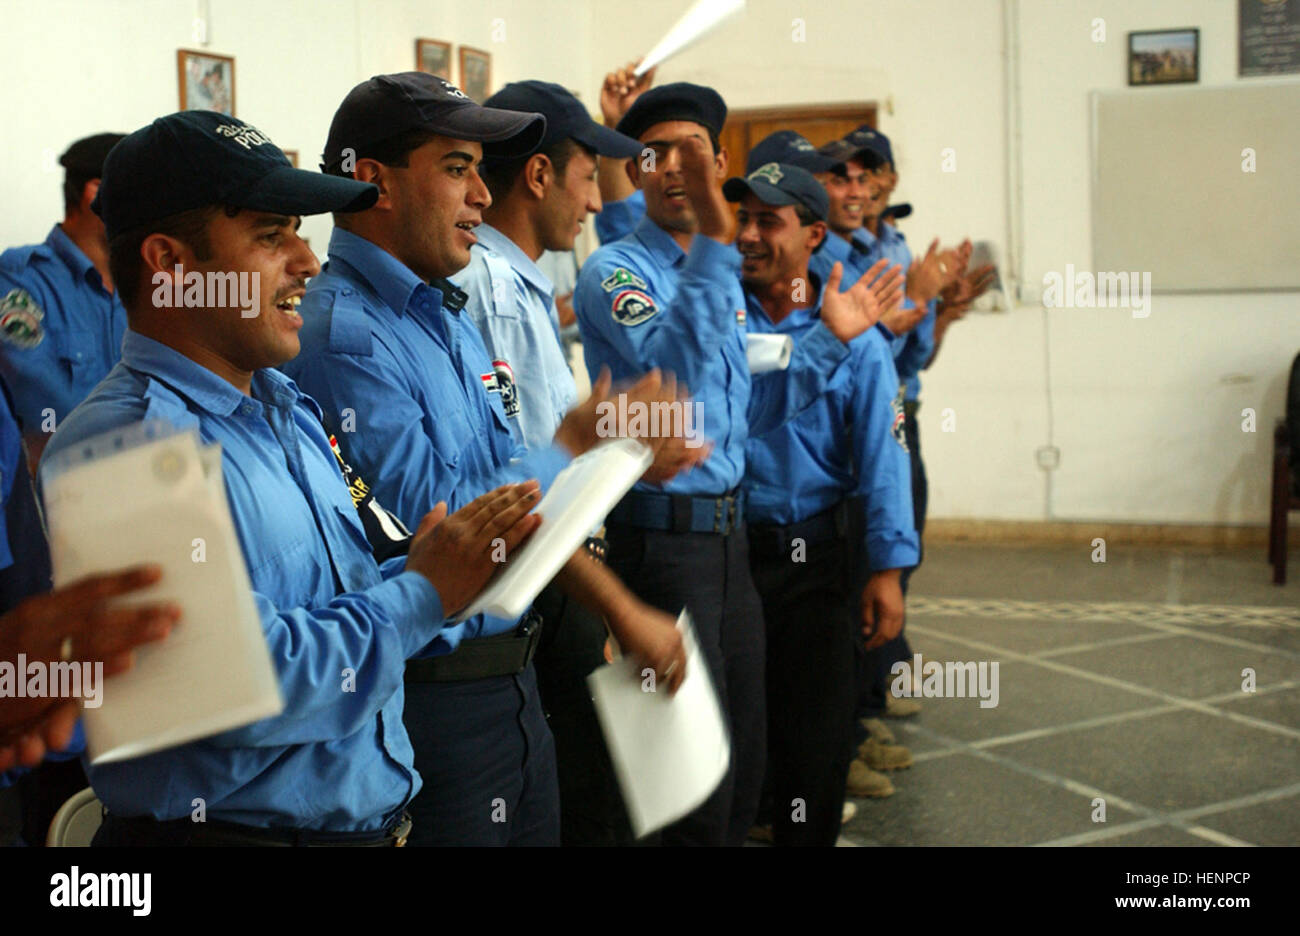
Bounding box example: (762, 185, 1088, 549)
(416, 38, 452, 81)
(459, 46, 491, 102)
(177, 49, 235, 116)
(1128, 29, 1199, 86)
(281, 149, 299, 168)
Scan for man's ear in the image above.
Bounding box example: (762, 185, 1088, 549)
(625, 154, 642, 190)
(524, 152, 552, 201)
(808, 220, 827, 253)
(139, 233, 192, 280)
(713, 145, 729, 180)
(352, 158, 393, 210)
(79, 179, 100, 214)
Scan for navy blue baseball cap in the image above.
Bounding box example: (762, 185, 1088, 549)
(485, 81, 642, 159)
(882, 202, 912, 222)
(323, 72, 546, 172)
(843, 125, 893, 166)
(746, 130, 837, 174)
(92, 111, 378, 241)
(723, 162, 828, 221)
(615, 82, 727, 142)
(816, 138, 887, 174)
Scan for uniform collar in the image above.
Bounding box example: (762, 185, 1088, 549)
(742, 270, 825, 331)
(632, 214, 687, 269)
(325, 227, 445, 319)
(852, 226, 879, 252)
(46, 224, 104, 289)
(475, 223, 554, 302)
(822, 230, 855, 267)
(120, 329, 301, 416)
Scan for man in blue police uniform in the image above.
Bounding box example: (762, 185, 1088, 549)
(39, 110, 542, 846)
(573, 83, 891, 846)
(454, 80, 688, 844)
(729, 162, 917, 845)
(0, 134, 127, 466)
(286, 73, 689, 846)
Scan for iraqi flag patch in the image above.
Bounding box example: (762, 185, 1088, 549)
(611, 289, 658, 326)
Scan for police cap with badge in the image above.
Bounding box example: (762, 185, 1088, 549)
(723, 162, 829, 222)
(322, 72, 547, 174)
(94, 111, 381, 242)
(484, 80, 642, 161)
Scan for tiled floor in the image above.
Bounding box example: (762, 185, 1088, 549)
(838, 543, 1300, 847)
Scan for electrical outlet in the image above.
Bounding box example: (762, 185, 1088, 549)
(1036, 445, 1060, 470)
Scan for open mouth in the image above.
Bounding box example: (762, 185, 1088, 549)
(275, 295, 301, 317)
(455, 220, 479, 244)
(665, 186, 688, 204)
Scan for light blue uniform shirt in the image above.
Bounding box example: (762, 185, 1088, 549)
(39, 331, 447, 831)
(857, 223, 936, 401)
(594, 190, 645, 244)
(284, 228, 571, 643)
(0, 225, 127, 432)
(811, 230, 899, 347)
(452, 224, 577, 453)
(744, 281, 919, 572)
(574, 215, 849, 496)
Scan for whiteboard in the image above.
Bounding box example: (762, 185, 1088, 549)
(1091, 82, 1300, 292)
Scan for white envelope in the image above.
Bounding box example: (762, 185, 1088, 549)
(588, 610, 731, 838)
(455, 438, 653, 623)
(636, 0, 747, 76)
(42, 425, 282, 764)
(747, 333, 794, 374)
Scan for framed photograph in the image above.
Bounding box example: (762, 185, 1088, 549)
(1128, 29, 1199, 86)
(177, 49, 235, 116)
(459, 46, 492, 102)
(281, 149, 299, 168)
(416, 38, 452, 81)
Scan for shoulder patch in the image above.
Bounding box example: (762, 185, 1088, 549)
(890, 386, 909, 453)
(611, 289, 658, 327)
(487, 359, 519, 418)
(0, 289, 44, 348)
(326, 291, 373, 356)
(600, 267, 648, 293)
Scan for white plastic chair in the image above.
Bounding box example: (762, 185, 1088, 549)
(46, 787, 103, 847)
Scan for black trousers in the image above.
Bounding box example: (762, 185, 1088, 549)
(531, 581, 633, 846)
(402, 664, 560, 846)
(603, 521, 766, 847)
(750, 533, 856, 846)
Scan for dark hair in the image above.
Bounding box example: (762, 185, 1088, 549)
(792, 203, 827, 253)
(63, 171, 97, 216)
(108, 205, 239, 313)
(480, 138, 594, 203)
(323, 127, 443, 178)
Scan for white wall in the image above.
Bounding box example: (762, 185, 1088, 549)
(0, 0, 589, 251)
(1, 0, 1294, 526)
(584, 0, 1300, 527)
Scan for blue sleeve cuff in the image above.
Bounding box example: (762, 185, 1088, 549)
(866, 536, 921, 572)
(367, 570, 447, 659)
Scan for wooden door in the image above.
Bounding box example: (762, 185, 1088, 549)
(720, 104, 879, 177)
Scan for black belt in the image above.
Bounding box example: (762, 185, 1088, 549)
(606, 489, 745, 535)
(747, 501, 851, 556)
(405, 611, 543, 683)
(104, 811, 412, 847)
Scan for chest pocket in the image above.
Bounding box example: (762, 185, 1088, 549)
(56, 330, 99, 384)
